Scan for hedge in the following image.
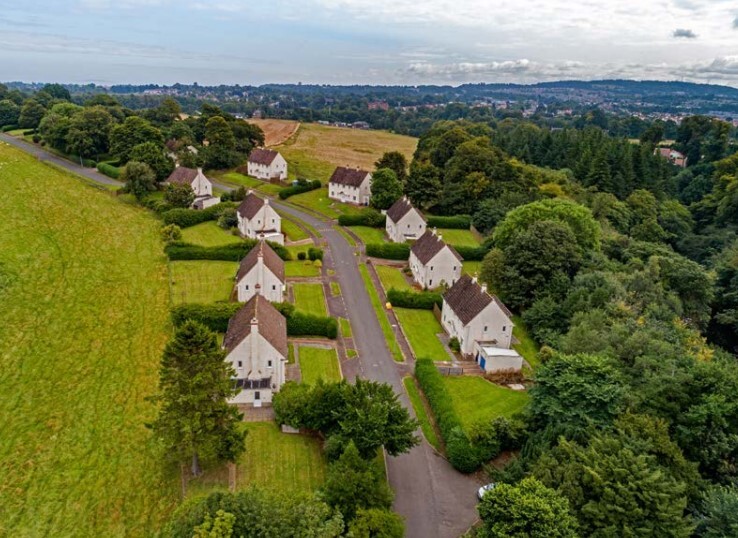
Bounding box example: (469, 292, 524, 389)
(1, 124, 19, 132)
(161, 202, 238, 228)
(165, 240, 290, 262)
(278, 179, 321, 200)
(365, 242, 410, 260)
(272, 302, 339, 339)
(415, 358, 484, 473)
(338, 209, 386, 227)
(387, 288, 442, 310)
(452, 245, 488, 261)
(426, 215, 472, 229)
(171, 302, 240, 332)
(97, 162, 121, 179)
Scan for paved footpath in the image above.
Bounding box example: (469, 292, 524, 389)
(0, 135, 481, 537)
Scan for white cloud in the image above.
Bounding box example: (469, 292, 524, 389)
(673, 28, 698, 38)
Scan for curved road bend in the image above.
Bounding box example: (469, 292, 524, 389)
(0, 133, 481, 537)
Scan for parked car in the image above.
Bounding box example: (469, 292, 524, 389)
(477, 483, 496, 500)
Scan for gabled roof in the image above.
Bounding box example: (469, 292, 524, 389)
(237, 192, 266, 219)
(236, 240, 285, 283)
(386, 196, 425, 224)
(410, 230, 462, 265)
(248, 148, 280, 166)
(443, 274, 513, 325)
(223, 295, 288, 357)
(167, 167, 198, 185)
(329, 166, 371, 187)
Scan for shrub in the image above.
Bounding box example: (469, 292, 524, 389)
(448, 337, 460, 353)
(165, 240, 290, 262)
(217, 207, 238, 230)
(1, 124, 19, 132)
(97, 162, 121, 179)
(386, 288, 442, 310)
(365, 243, 410, 260)
(426, 215, 471, 229)
(161, 224, 182, 243)
(161, 202, 237, 228)
(273, 302, 338, 339)
(170, 303, 241, 332)
(81, 158, 97, 168)
(164, 183, 195, 208)
(278, 179, 321, 200)
(297, 252, 307, 261)
(308, 247, 324, 261)
(452, 245, 488, 261)
(338, 209, 386, 227)
(32, 134, 41, 143)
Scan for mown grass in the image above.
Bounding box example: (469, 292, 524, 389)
(462, 260, 482, 276)
(180, 221, 242, 247)
(330, 281, 341, 296)
(358, 264, 403, 362)
(293, 283, 328, 316)
(438, 228, 480, 247)
(280, 217, 310, 242)
(287, 187, 363, 220)
(394, 308, 448, 361)
(217, 172, 284, 195)
(169, 260, 237, 304)
(0, 143, 178, 535)
(285, 260, 321, 278)
(403, 377, 442, 452)
(375, 265, 412, 291)
(512, 315, 540, 370)
(349, 226, 387, 245)
(299, 346, 342, 384)
(339, 317, 352, 338)
(443, 376, 530, 433)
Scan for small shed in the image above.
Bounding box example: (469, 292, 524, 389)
(475, 345, 523, 373)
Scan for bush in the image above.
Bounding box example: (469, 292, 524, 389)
(170, 303, 241, 332)
(217, 207, 238, 230)
(278, 179, 321, 200)
(97, 162, 121, 179)
(1, 124, 19, 132)
(448, 337, 460, 353)
(386, 288, 442, 310)
(426, 215, 471, 229)
(297, 252, 307, 261)
(365, 243, 410, 260)
(161, 224, 182, 243)
(32, 134, 41, 143)
(338, 209, 386, 227)
(81, 158, 97, 168)
(452, 245, 488, 261)
(273, 302, 338, 339)
(308, 247, 324, 261)
(165, 240, 290, 262)
(161, 202, 237, 228)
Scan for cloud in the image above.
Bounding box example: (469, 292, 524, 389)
(733, 16, 738, 28)
(681, 55, 738, 76)
(404, 59, 588, 81)
(672, 28, 697, 38)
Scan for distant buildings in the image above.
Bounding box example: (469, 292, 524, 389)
(236, 191, 284, 245)
(409, 229, 462, 290)
(165, 167, 220, 209)
(385, 196, 426, 243)
(247, 148, 288, 181)
(367, 101, 389, 111)
(655, 147, 688, 167)
(328, 167, 372, 205)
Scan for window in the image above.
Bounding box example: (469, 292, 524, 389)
(430, 266, 434, 271)
(237, 361, 243, 368)
(502, 326, 506, 332)
(484, 325, 488, 332)
(267, 360, 273, 367)
(272, 285, 276, 290)
(453, 266, 457, 271)
(429, 279, 433, 286)
(245, 284, 249, 290)
(254, 391, 260, 400)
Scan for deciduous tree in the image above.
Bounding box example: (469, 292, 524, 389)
(370, 168, 403, 210)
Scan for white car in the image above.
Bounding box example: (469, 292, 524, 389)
(477, 483, 496, 500)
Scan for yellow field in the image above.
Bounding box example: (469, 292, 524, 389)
(246, 119, 300, 147)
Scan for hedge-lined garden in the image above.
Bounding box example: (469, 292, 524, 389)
(386, 288, 442, 310)
(365, 243, 410, 260)
(338, 209, 386, 227)
(165, 240, 290, 262)
(426, 215, 471, 229)
(162, 202, 238, 228)
(278, 179, 321, 200)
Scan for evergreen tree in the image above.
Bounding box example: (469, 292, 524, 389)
(370, 168, 403, 210)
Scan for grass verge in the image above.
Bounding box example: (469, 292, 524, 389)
(403, 377, 442, 452)
(393, 308, 448, 361)
(512, 315, 540, 370)
(339, 317, 352, 338)
(358, 264, 403, 362)
(375, 265, 412, 291)
(348, 226, 387, 245)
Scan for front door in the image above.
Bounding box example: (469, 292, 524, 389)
(478, 356, 486, 371)
(254, 391, 262, 408)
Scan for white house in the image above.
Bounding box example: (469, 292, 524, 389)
(166, 166, 220, 209)
(441, 274, 514, 357)
(328, 167, 372, 205)
(235, 240, 285, 303)
(474, 345, 523, 374)
(385, 196, 426, 243)
(247, 148, 288, 180)
(409, 230, 462, 290)
(223, 295, 288, 407)
(236, 191, 284, 245)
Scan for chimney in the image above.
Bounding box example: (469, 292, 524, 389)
(264, 197, 269, 205)
(256, 243, 264, 288)
(471, 275, 478, 285)
(247, 189, 254, 195)
(250, 315, 259, 370)
(480, 282, 488, 294)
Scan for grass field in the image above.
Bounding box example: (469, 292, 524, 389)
(443, 377, 530, 433)
(512, 315, 540, 370)
(217, 172, 284, 196)
(394, 308, 448, 361)
(280, 217, 310, 242)
(349, 226, 387, 245)
(403, 377, 441, 452)
(0, 143, 178, 535)
(169, 260, 237, 304)
(462, 260, 482, 276)
(285, 260, 321, 278)
(339, 317, 352, 338)
(276, 123, 417, 182)
(438, 228, 480, 247)
(359, 265, 403, 362)
(299, 346, 342, 384)
(180, 221, 243, 247)
(246, 119, 300, 146)
(293, 283, 328, 316)
(376, 265, 412, 291)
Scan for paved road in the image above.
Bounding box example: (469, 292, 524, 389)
(0, 137, 481, 537)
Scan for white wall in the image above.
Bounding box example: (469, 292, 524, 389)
(247, 154, 288, 180)
(225, 331, 286, 405)
(191, 169, 213, 197)
(237, 204, 282, 239)
(409, 248, 461, 289)
(442, 300, 513, 356)
(387, 209, 426, 243)
(236, 264, 285, 303)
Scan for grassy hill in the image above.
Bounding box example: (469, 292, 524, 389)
(0, 143, 177, 535)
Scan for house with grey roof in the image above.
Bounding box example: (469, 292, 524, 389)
(166, 166, 220, 209)
(223, 294, 287, 407)
(235, 241, 285, 303)
(247, 148, 288, 180)
(328, 166, 372, 205)
(236, 191, 284, 245)
(441, 274, 514, 359)
(409, 229, 462, 290)
(385, 196, 426, 243)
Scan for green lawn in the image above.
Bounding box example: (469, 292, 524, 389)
(293, 283, 328, 316)
(285, 260, 321, 278)
(462, 260, 482, 276)
(180, 221, 243, 247)
(403, 377, 441, 452)
(359, 264, 404, 362)
(349, 226, 387, 245)
(280, 217, 310, 242)
(218, 172, 284, 195)
(376, 265, 412, 292)
(286, 244, 311, 258)
(512, 315, 540, 370)
(330, 281, 341, 296)
(438, 228, 480, 247)
(287, 343, 295, 364)
(0, 143, 177, 535)
(299, 346, 342, 384)
(169, 260, 237, 304)
(393, 308, 448, 361)
(339, 317, 352, 338)
(443, 376, 530, 433)
(287, 187, 363, 220)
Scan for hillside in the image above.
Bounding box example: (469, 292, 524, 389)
(0, 143, 177, 535)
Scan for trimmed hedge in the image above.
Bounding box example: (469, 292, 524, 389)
(452, 245, 488, 261)
(366, 242, 410, 260)
(171, 302, 240, 332)
(161, 202, 238, 228)
(1, 124, 19, 132)
(97, 162, 121, 179)
(278, 179, 321, 200)
(387, 288, 442, 310)
(426, 215, 472, 229)
(338, 209, 386, 227)
(165, 240, 290, 262)
(273, 302, 339, 339)
(415, 358, 483, 473)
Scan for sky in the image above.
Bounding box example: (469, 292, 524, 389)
(1, 0, 738, 87)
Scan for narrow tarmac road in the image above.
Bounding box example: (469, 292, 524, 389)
(0, 135, 481, 537)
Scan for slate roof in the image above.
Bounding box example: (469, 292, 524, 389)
(410, 230, 462, 265)
(329, 166, 370, 187)
(386, 196, 424, 224)
(237, 192, 266, 219)
(443, 274, 513, 325)
(236, 240, 285, 283)
(248, 148, 280, 166)
(167, 167, 198, 185)
(223, 295, 288, 357)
